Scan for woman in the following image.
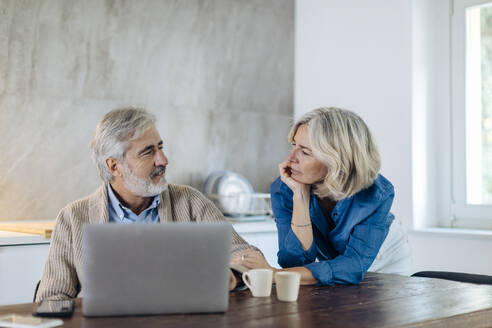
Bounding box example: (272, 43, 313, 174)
(237, 107, 411, 285)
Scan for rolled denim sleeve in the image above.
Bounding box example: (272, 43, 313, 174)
(305, 194, 394, 286)
(270, 178, 317, 267)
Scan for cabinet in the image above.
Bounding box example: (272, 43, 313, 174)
(0, 221, 278, 306)
(231, 220, 279, 268)
(0, 232, 50, 305)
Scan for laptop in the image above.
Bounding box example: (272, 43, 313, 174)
(81, 222, 232, 316)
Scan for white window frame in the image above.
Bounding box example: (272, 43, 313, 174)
(450, 0, 492, 228)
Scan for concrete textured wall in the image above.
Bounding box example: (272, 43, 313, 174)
(0, 0, 293, 221)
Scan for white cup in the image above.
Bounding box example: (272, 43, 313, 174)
(242, 269, 273, 297)
(275, 272, 301, 302)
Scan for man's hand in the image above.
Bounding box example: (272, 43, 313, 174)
(232, 249, 274, 271)
(229, 270, 237, 291)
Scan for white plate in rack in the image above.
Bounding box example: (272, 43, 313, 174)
(216, 172, 254, 214)
(203, 170, 227, 195)
(217, 172, 253, 196)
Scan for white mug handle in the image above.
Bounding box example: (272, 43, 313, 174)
(242, 272, 252, 290)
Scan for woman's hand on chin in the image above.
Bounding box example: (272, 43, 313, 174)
(279, 161, 310, 197)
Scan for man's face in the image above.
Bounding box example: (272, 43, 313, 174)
(119, 126, 169, 197)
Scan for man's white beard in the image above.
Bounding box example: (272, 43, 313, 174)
(122, 163, 168, 197)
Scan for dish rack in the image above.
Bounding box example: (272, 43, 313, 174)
(207, 193, 272, 217)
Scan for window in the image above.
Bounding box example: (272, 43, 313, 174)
(451, 0, 492, 227)
(465, 3, 492, 204)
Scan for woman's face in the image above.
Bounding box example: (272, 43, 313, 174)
(287, 124, 328, 185)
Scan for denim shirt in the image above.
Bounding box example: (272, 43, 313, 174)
(270, 174, 395, 286)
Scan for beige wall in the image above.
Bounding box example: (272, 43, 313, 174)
(0, 0, 293, 220)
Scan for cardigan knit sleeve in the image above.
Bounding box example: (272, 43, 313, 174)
(36, 207, 81, 301)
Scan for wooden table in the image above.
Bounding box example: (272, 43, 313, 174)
(2, 273, 492, 327)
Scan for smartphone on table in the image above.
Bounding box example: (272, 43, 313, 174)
(33, 299, 75, 318)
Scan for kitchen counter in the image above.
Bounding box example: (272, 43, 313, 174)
(0, 221, 54, 246)
(230, 218, 277, 234)
(0, 219, 277, 246)
(0, 230, 51, 247)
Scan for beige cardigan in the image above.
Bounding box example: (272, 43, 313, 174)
(36, 183, 252, 301)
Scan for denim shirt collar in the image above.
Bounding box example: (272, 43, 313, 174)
(309, 193, 354, 234)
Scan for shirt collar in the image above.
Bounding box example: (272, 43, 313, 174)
(107, 184, 161, 218)
(309, 193, 354, 233)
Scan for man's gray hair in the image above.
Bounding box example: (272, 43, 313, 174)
(91, 108, 157, 183)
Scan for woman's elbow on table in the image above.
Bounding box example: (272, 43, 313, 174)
(306, 261, 366, 286)
(277, 250, 310, 268)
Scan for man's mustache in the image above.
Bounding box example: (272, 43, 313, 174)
(150, 166, 166, 179)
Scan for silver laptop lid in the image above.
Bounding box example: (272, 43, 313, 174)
(82, 222, 232, 316)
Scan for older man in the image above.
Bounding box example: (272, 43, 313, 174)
(36, 108, 254, 301)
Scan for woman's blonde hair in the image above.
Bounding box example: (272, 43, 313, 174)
(288, 107, 380, 200)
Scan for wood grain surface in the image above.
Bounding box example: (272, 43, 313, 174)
(2, 273, 492, 327)
(0, 222, 55, 238)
